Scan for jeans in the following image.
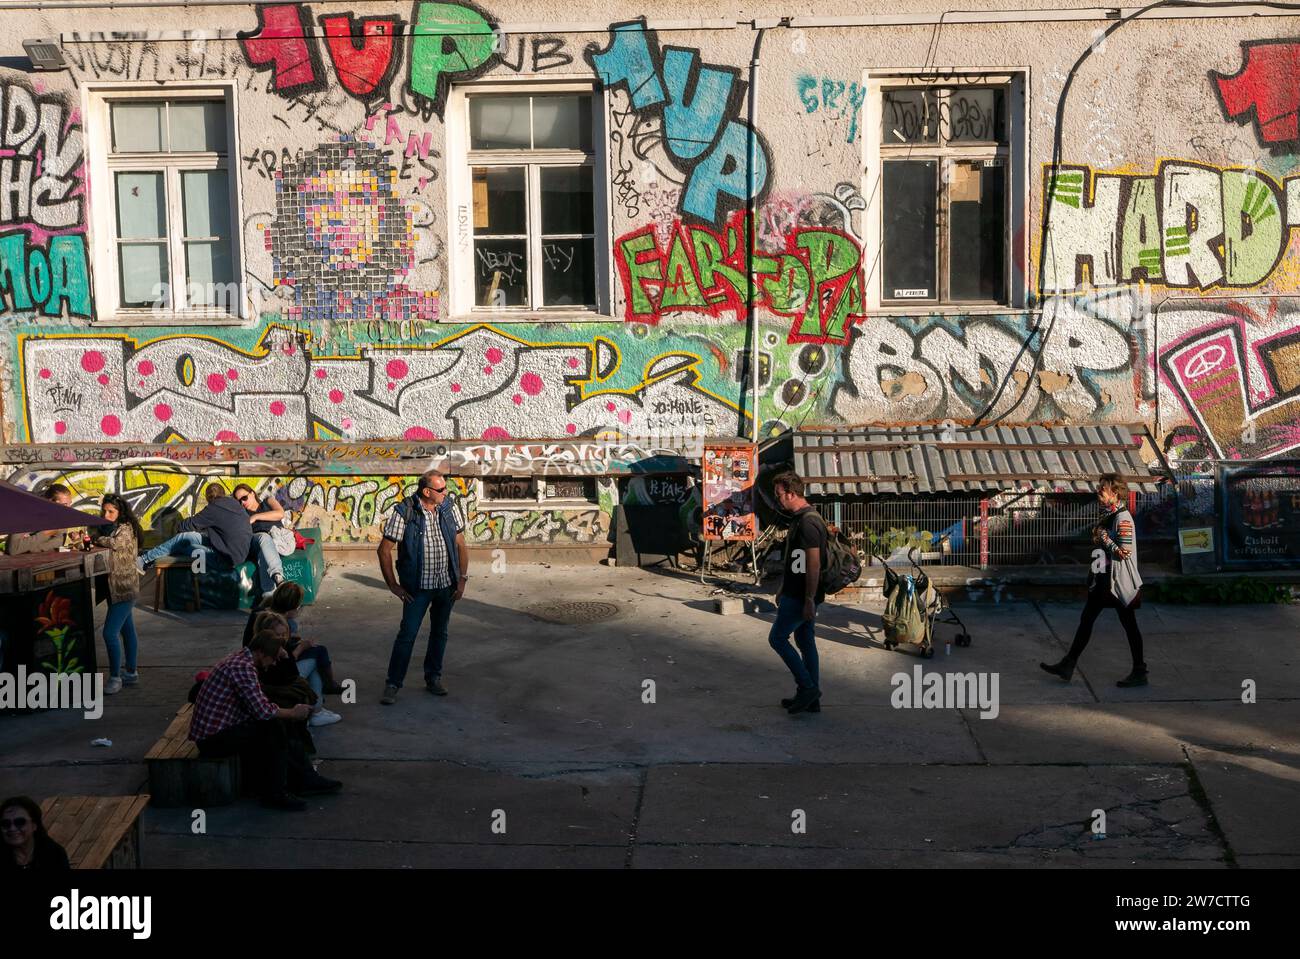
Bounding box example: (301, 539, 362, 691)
(386, 586, 454, 689)
(103, 600, 138, 678)
(296, 654, 323, 704)
(139, 530, 206, 566)
(251, 532, 285, 593)
(768, 594, 820, 690)
(196, 718, 317, 798)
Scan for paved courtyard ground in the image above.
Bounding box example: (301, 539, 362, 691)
(3, 562, 1298, 868)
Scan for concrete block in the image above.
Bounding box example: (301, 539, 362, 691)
(715, 597, 744, 615)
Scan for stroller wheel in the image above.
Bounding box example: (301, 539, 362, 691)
(921, 645, 935, 659)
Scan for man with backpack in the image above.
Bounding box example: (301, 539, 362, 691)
(769, 470, 828, 714)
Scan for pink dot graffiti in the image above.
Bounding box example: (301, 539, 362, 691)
(227, 368, 239, 381)
(404, 426, 435, 440)
(270, 401, 287, 416)
(386, 358, 409, 379)
(486, 347, 504, 364)
(482, 426, 510, 440)
(328, 389, 344, 404)
(97, 374, 109, 386)
(101, 415, 122, 437)
(512, 394, 523, 405)
(81, 351, 105, 374)
(54, 421, 66, 435)
(138, 361, 155, 376)
(451, 383, 462, 393)
(314, 368, 327, 379)
(216, 430, 240, 442)
(39, 369, 51, 379)
(207, 373, 228, 394)
(154, 403, 173, 422)
(520, 372, 544, 396)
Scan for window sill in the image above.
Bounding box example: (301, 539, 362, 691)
(91, 311, 249, 327)
(870, 304, 1022, 317)
(449, 312, 616, 324)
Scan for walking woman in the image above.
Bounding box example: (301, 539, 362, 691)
(1041, 473, 1148, 687)
(95, 494, 143, 695)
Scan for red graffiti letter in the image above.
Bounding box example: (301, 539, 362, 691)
(1213, 39, 1300, 146)
(320, 13, 402, 104)
(239, 3, 325, 95)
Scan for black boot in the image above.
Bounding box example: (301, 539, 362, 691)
(787, 686, 821, 714)
(1116, 667, 1148, 688)
(1039, 657, 1077, 681)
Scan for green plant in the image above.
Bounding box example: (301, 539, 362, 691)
(1145, 577, 1295, 605)
(864, 526, 934, 554)
(39, 626, 83, 674)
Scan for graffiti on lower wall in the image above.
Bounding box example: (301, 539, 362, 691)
(18, 322, 745, 443)
(5, 465, 616, 547)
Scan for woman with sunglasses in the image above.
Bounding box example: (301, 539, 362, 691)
(95, 494, 145, 695)
(1, 797, 70, 871)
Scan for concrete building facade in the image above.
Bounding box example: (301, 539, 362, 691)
(1, 1, 1297, 550)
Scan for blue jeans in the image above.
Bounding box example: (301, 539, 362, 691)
(297, 654, 323, 702)
(251, 532, 285, 593)
(139, 530, 206, 566)
(386, 586, 454, 689)
(103, 600, 138, 678)
(768, 594, 819, 690)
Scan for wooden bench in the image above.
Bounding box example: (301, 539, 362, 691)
(41, 795, 149, 869)
(153, 555, 202, 612)
(145, 703, 240, 807)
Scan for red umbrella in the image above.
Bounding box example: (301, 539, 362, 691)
(0, 481, 100, 535)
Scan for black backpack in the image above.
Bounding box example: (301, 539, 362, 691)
(817, 518, 863, 595)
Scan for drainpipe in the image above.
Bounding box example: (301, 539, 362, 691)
(746, 20, 780, 445)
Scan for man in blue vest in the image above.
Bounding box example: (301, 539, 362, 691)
(377, 469, 469, 704)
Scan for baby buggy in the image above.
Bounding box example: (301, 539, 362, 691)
(875, 547, 972, 658)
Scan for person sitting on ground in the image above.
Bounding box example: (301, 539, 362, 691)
(246, 597, 343, 728)
(137, 483, 252, 575)
(189, 629, 341, 811)
(5, 484, 87, 555)
(232, 483, 290, 599)
(0, 796, 70, 871)
(94, 494, 144, 695)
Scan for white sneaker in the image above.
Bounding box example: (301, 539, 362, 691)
(122, 671, 139, 686)
(105, 676, 123, 695)
(308, 707, 342, 727)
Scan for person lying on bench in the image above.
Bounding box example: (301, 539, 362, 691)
(137, 484, 252, 575)
(1, 796, 69, 871)
(188, 630, 343, 811)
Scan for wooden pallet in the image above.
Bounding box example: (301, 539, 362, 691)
(145, 704, 239, 807)
(40, 795, 149, 869)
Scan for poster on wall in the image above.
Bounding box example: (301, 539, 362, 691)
(702, 444, 757, 541)
(1219, 462, 1300, 569)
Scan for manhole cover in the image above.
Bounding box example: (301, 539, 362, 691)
(526, 601, 621, 625)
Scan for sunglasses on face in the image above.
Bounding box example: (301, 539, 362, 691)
(1, 817, 29, 829)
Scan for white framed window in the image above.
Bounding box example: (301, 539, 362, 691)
(864, 73, 1026, 311)
(85, 87, 242, 323)
(446, 82, 610, 319)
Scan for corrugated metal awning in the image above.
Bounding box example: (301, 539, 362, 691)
(794, 424, 1166, 495)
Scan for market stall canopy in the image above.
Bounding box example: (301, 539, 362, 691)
(0, 481, 99, 535)
(794, 424, 1167, 496)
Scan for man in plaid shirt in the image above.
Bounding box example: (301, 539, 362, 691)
(190, 630, 343, 810)
(377, 469, 469, 704)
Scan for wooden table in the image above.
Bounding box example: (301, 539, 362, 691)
(40, 795, 149, 869)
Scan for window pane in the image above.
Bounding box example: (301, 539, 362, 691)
(472, 166, 526, 235)
(949, 160, 1007, 301)
(540, 167, 593, 235)
(946, 88, 1006, 143)
(470, 96, 531, 149)
(111, 102, 165, 153)
(475, 239, 528, 306)
(185, 242, 235, 306)
(171, 101, 227, 152)
(882, 160, 936, 300)
(182, 170, 231, 238)
(882, 90, 936, 144)
(115, 172, 167, 239)
(541, 237, 595, 307)
(533, 95, 592, 151)
(119, 243, 168, 307)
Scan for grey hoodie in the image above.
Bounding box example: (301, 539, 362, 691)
(178, 496, 253, 568)
(1091, 506, 1142, 607)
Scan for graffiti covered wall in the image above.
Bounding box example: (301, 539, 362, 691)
(3, 2, 1300, 548)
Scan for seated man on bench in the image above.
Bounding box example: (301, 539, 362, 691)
(188, 629, 343, 811)
(138, 484, 251, 576)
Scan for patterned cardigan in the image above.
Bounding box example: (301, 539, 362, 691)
(94, 524, 141, 605)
